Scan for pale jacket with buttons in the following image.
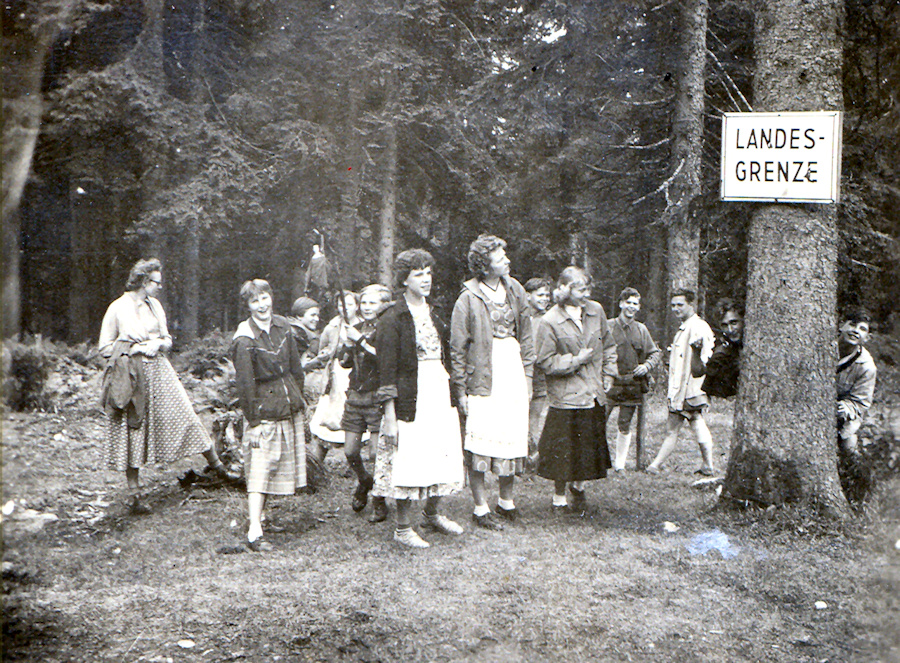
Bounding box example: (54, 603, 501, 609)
(535, 301, 617, 409)
(667, 314, 715, 411)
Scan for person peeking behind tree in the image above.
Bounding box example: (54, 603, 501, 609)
(836, 308, 877, 456)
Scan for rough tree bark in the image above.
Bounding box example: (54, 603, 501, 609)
(723, 0, 848, 515)
(377, 116, 398, 287)
(663, 0, 707, 333)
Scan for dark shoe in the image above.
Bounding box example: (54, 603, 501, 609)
(694, 466, 714, 477)
(472, 512, 504, 531)
(351, 475, 374, 513)
(422, 513, 464, 535)
(569, 487, 587, 512)
(129, 497, 151, 516)
(496, 505, 518, 522)
(246, 537, 274, 553)
(369, 498, 389, 523)
(206, 464, 240, 483)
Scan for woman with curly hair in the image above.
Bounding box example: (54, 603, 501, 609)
(372, 249, 465, 548)
(99, 258, 233, 515)
(450, 234, 534, 530)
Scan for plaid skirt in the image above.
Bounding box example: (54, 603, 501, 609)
(243, 412, 306, 495)
(105, 356, 211, 471)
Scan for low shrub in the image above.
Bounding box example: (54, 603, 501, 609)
(2, 338, 55, 411)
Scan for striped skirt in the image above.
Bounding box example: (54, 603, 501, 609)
(105, 355, 211, 472)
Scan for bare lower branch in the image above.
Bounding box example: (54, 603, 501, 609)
(631, 157, 685, 206)
(706, 46, 753, 111)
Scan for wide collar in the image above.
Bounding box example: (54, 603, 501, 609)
(838, 345, 872, 371)
(461, 276, 513, 305)
(233, 314, 289, 341)
(545, 300, 601, 327)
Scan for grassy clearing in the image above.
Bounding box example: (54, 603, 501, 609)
(2, 396, 899, 662)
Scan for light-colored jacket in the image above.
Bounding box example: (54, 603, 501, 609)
(449, 277, 534, 397)
(98, 293, 170, 357)
(837, 346, 877, 420)
(535, 301, 617, 409)
(667, 313, 715, 411)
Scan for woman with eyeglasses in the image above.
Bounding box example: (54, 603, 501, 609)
(99, 258, 233, 515)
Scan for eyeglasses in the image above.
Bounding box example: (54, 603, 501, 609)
(148, 279, 163, 287)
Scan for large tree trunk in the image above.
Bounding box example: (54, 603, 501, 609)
(180, 0, 205, 342)
(377, 117, 398, 287)
(664, 0, 707, 335)
(1, 3, 73, 338)
(723, 0, 848, 515)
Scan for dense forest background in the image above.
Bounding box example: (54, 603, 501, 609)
(6, 0, 899, 345)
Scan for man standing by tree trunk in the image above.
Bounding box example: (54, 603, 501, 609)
(646, 289, 715, 476)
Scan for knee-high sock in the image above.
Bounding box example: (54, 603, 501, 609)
(696, 420, 714, 469)
(614, 431, 632, 470)
(346, 453, 370, 483)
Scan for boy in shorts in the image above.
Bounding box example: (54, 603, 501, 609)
(339, 284, 392, 521)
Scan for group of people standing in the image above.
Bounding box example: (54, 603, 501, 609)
(99, 237, 877, 551)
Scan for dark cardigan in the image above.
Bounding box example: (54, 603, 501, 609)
(231, 315, 305, 427)
(374, 295, 455, 422)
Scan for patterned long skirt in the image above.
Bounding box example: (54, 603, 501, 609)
(105, 355, 211, 471)
(371, 359, 464, 501)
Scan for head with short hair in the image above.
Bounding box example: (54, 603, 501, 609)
(618, 287, 641, 304)
(393, 249, 435, 290)
(839, 307, 872, 348)
(359, 284, 392, 304)
(553, 266, 592, 306)
(467, 234, 508, 280)
(670, 287, 697, 322)
(717, 298, 744, 343)
(239, 279, 273, 309)
(125, 258, 163, 292)
(524, 277, 552, 293)
(841, 307, 872, 326)
(524, 277, 552, 313)
(618, 287, 642, 318)
(291, 296, 318, 318)
(671, 287, 696, 304)
(359, 284, 392, 320)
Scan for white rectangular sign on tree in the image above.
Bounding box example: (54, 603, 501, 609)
(720, 111, 842, 203)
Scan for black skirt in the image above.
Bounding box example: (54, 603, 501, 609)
(537, 404, 611, 482)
